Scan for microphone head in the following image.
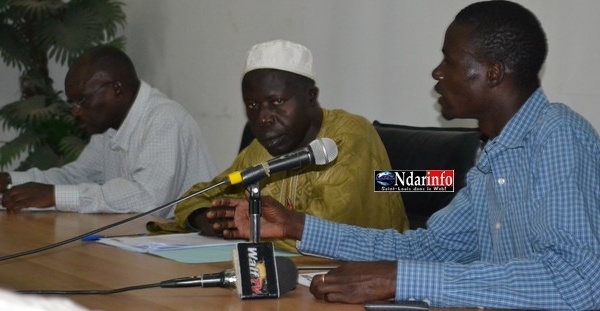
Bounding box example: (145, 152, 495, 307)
(309, 138, 338, 165)
(275, 256, 298, 295)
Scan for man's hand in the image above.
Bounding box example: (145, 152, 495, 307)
(310, 261, 397, 304)
(209, 195, 305, 240)
(1, 182, 55, 212)
(189, 206, 235, 236)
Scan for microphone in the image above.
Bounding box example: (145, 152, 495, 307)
(159, 256, 296, 294)
(226, 137, 338, 186)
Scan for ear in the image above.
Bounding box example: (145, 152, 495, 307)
(112, 81, 123, 96)
(308, 86, 319, 106)
(487, 61, 505, 87)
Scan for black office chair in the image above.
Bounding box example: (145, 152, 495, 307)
(239, 122, 255, 152)
(373, 121, 481, 229)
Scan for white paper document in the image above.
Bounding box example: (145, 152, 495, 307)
(298, 272, 323, 287)
(96, 232, 245, 253)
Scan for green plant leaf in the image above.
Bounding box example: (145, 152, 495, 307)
(59, 135, 87, 162)
(38, 0, 126, 66)
(0, 95, 59, 126)
(0, 129, 39, 169)
(72, 0, 126, 39)
(17, 142, 61, 170)
(0, 98, 32, 130)
(7, 0, 64, 19)
(103, 35, 126, 51)
(0, 22, 31, 70)
(41, 9, 104, 64)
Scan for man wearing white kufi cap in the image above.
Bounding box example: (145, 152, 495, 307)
(150, 40, 408, 252)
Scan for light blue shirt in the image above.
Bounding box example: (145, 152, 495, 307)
(298, 89, 600, 310)
(10, 81, 217, 218)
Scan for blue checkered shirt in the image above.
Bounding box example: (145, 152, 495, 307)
(298, 89, 600, 310)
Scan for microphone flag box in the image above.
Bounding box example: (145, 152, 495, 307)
(233, 242, 281, 299)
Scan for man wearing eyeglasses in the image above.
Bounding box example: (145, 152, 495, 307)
(0, 45, 217, 218)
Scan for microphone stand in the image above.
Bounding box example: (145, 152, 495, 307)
(247, 182, 261, 243)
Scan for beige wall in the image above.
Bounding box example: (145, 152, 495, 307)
(2, 0, 599, 171)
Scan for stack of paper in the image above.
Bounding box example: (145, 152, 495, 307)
(96, 232, 242, 253)
(96, 233, 298, 263)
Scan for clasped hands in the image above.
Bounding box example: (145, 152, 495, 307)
(0, 173, 55, 212)
(207, 195, 397, 304)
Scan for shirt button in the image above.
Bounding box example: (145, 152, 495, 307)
(497, 178, 505, 185)
(495, 222, 501, 230)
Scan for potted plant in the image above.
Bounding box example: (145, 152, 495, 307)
(0, 0, 126, 170)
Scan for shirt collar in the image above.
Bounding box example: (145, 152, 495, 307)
(476, 88, 548, 173)
(488, 88, 548, 150)
(109, 80, 151, 151)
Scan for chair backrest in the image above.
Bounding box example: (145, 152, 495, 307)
(239, 122, 255, 152)
(373, 121, 481, 229)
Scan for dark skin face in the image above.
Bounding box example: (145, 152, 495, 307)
(432, 22, 527, 139)
(432, 23, 490, 122)
(65, 57, 133, 136)
(242, 69, 322, 156)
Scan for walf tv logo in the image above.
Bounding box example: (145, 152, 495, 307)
(374, 170, 454, 192)
(247, 247, 268, 295)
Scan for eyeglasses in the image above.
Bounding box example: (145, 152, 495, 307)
(67, 81, 115, 110)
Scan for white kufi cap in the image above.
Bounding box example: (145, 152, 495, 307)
(244, 39, 315, 80)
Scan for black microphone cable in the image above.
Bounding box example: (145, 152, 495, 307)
(0, 180, 229, 262)
(16, 283, 162, 295)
